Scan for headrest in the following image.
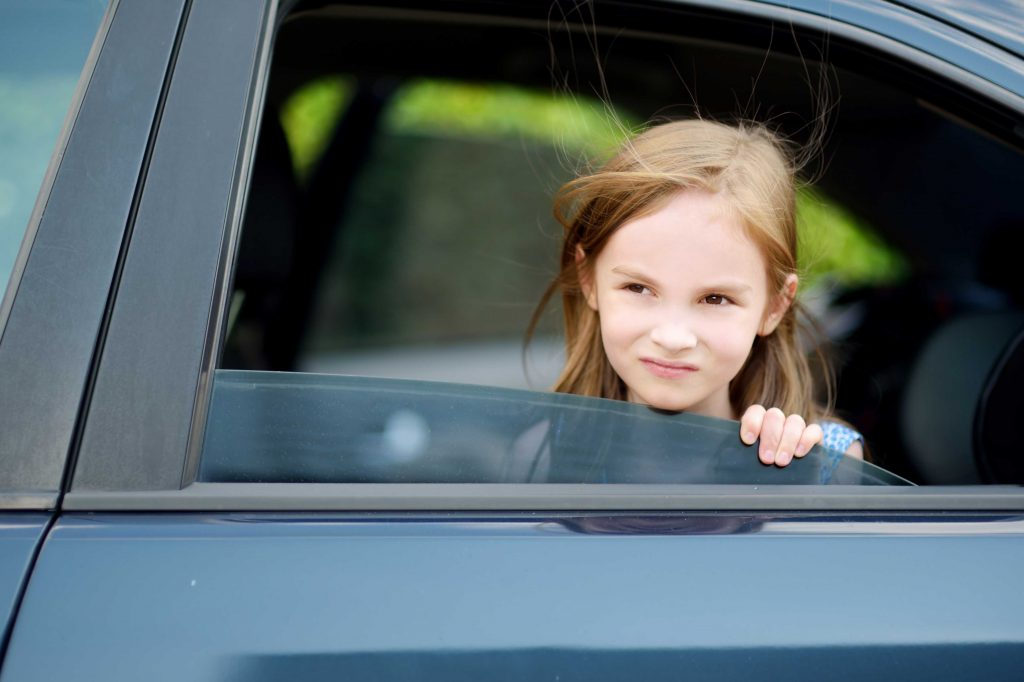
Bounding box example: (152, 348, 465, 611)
(902, 312, 1024, 483)
(977, 324, 1024, 483)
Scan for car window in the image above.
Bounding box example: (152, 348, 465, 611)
(201, 369, 908, 485)
(197, 3, 1022, 491)
(0, 0, 107, 300)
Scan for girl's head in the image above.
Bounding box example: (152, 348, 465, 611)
(534, 118, 821, 419)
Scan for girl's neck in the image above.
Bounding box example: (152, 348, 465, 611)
(627, 386, 737, 421)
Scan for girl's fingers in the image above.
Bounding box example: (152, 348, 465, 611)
(794, 423, 824, 459)
(774, 414, 806, 467)
(739, 404, 766, 445)
(741, 406, 822, 467)
(757, 407, 786, 465)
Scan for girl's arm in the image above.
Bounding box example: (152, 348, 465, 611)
(739, 405, 863, 467)
(843, 439, 865, 459)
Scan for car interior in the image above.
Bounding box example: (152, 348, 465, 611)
(218, 0, 1024, 485)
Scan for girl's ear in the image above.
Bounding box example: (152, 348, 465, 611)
(576, 246, 598, 310)
(758, 273, 798, 336)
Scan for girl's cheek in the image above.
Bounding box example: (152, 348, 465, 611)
(704, 315, 761, 354)
(605, 309, 645, 339)
(602, 304, 653, 342)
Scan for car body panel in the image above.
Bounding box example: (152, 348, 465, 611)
(744, 0, 1024, 95)
(895, 0, 1024, 59)
(0, 516, 48, 663)
(3, 514, 1024, 681)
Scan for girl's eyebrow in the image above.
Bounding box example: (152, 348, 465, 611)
(610, 267, 665, 290)
(701, 281, 754, 294)
(611, 267, 754, 294)
(610, 266, 656, 282)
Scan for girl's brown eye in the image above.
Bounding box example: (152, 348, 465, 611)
(704, 294, 727, 305)
(626, 284, 648, 295)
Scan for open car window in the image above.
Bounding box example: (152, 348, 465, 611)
(193, 1, 1023, 494)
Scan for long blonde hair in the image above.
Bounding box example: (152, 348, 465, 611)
(529, 119, 831, 419)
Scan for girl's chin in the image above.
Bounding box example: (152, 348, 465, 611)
(627, 389, 732, 419)
(628, 391, 696, 414)
(645, 405, 685, 416)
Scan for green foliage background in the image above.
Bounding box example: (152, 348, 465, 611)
(282, 76, 905, 290)
(279, 77, 905, 348)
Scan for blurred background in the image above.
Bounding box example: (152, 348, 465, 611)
(257, 75, 904, 389)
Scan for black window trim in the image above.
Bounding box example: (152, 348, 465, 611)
(0, 0, 190, 510)
(180, 0, 280, 488)
(70, 0, 278, 493)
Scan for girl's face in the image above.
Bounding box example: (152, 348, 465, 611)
(582, 189, 793, 419)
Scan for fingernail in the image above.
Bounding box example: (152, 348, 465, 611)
(777, 452, 791, 466)
(742, 431, 755, 444)
(761, 449, 774, 464)
(795, 443, 808, 457)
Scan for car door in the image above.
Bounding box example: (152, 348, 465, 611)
(2, 1, 1024, 680)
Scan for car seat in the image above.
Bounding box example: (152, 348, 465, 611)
(901, 311, 1024, 483)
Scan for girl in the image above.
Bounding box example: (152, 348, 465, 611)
(531, 119, 863, 466)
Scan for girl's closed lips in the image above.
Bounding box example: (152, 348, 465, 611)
(640, 358, 698, 379)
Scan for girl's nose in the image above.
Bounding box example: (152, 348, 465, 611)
(650, 320, 698, 353)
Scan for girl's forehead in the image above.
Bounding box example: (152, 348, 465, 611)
(600, 190, 768, 281)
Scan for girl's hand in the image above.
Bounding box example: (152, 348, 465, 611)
(739, 405, 823, 467)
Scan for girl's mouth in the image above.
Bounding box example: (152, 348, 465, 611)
(641, 358, 698, 378)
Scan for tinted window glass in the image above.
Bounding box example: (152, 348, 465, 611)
(0, 0, 106, 294)
(201, 370, 908, 485)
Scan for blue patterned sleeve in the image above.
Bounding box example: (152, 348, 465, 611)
(819, 421, 863, 453)
(817, 421, 864, 484)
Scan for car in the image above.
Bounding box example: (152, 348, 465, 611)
(1, 0, 1023, 679)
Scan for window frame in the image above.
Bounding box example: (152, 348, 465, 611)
(68, 0, 277, 494)
(0, 0, 189, 509)
(63, 0, 1024, 512)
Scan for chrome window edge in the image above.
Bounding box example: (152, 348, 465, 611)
(0, 0, 121, 337)
(0, 492, 60, 511)
(62, 483, 1024, 512)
